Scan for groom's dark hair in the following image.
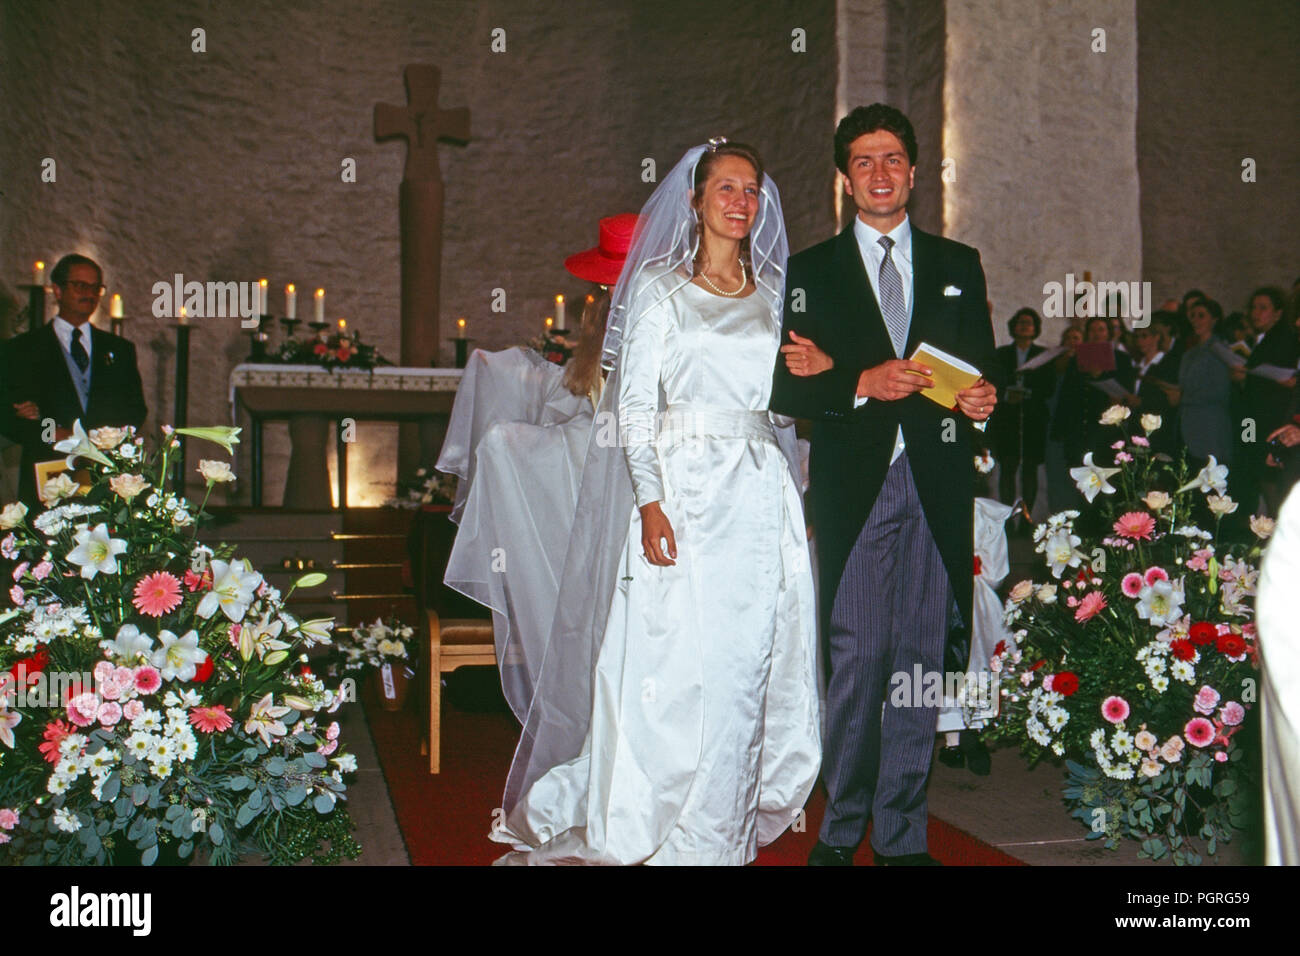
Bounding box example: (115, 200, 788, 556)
(834, 104, 918, 173)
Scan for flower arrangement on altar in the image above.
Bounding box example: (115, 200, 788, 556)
(273, 323, 389, 370)
(384, 468, 457, 510)
(986, 407, 1266, 865)
(524, 328, 574, 366)
(0, 423, 360, 865)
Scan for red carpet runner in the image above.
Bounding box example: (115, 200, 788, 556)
(362, 673, 1025, 866)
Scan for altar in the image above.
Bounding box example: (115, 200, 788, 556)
(230, 363, 463, 509)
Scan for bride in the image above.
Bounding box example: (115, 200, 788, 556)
(491, 140, 822, 865)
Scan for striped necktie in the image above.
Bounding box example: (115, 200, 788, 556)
(877, 236, 908, 357)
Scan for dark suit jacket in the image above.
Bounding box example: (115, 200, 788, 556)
(1244, 321, 1300, 440)
(1, 322, 147, 504)
(770, 222, 998, 641)
(1051, 346, 1135, 462)
(988, 342, 1053, 461)
(1133, 350, 1181, 455)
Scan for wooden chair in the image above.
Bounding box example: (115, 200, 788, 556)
(421, 608, 495, 773)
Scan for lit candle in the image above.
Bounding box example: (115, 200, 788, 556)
(33, 261, 44, 286)
(555, 294, 565, 329)
(545, 316, 553, 331)
(258, 278, 268, 316)
(314, 288, 325, 323)
(585, 293, 594, 305)
(338, 318, 347, 331)
(285, 284, 296, 319)
(457, 317, 467, 339)
(110, 294, 124, 318)
(178, 306, 189, 326)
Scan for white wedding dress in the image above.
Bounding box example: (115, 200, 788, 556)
(493, 278, 821, 865)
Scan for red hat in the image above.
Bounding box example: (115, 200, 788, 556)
(565, 213, 638, 286)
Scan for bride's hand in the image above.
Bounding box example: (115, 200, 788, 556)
(780, 331, 834, 376)
(639, 502, 677, 566)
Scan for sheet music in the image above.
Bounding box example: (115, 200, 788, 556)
(1015, 345, 1066, 372)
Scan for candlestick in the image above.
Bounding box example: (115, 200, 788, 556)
(314, 288, 325, 323)
(110, 294, 124, 319)
(33, 261, 44, 286)
(173, 318, 192, 490)
(285, 283, 297, 319)
(457, 317, 466, 339)
(453, 338, 470, 368)
(555, 294, 565, 330)
(258, 278, 268, 317)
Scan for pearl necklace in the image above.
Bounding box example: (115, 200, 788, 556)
(698, 258, 747, 296)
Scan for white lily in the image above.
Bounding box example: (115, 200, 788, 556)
(1043, 529, 1084, 579)
(1135, 577, 1185, 627)
(1180, 456, 1229, 495)
(65, 523, 128, 579)
(244, 693, 292, 747)
(1068, 452, 1120, 503)
(52, 421, 114, 469)
(196, 559, 263, 622)
(103, 623, 154, 663)
(0, 704, 21, 748)
(151, 629, 207, 682)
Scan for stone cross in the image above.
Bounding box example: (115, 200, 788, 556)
(375, 64, 470, 474)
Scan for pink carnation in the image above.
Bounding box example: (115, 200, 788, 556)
(1042, 674, 1055, 692)
(66, 692, 100, 728)
(0, 809, 18, 830)
(1121, 572, 1145, 598)
(133, 667, 162, 695)
(1102, 696, 1130, 724)
(1132, 435, 1150, 447)
(1193, 685, 1221, 716)
(318, 738, 339, 757)
(32, 561, 52, 580)
(93, 661, 114, 683)
(1144, 566, 1169, 586)
(97, 701, 123, 727)
(1111, 440, 1125, 450)
(8, 586, 23, 606)
(1187, 550, 1212, 572)
(11, 562, 28, 582)
(1215, 751, 1228, 762)
(1075, 590, 1108, 622)
(1184, 717, 1215, 747)
(1114, 512, 1155, 540)
(122, 699, 144, 722)
(1115, 452, 1134, 463)
(1219, 701, 1245, 726)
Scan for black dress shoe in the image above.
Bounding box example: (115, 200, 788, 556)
(936, 745, 964, 769)
(960, 729, 992, 776)
(872, 850, 942, 866)
(807, 841, 856, 866)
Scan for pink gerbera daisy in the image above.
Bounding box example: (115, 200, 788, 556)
(133, 666, 162, 695)
(1121, 572, 1145, 597)
(1102, 695, 1130, 724)
(1144, 566, 1170, 586)
(1184, 717, 1215, 747)
(1113, 512, 1156, 541)
(1075, 590, 1108, 622)
(189, 705, 234, 734)
(132, 571, 183, 618)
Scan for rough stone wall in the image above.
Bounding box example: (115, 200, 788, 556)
(1, 0, 836, 502)
(943, 0, 1143, 346)
(1136, 0, 1299, 311)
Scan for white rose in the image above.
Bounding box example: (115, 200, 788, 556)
(1140, 413, 1162, 434)
(0, 502, 28, 529)
(1142, 491, 1171, 510)
(1099, 404, 1131, 426)
(1207, 495, 1238, 516)
(197, 460, 236, 484)
(41, 472, 80, 505)
(1008, 580, 1035, 604)
(88, 427, 125, 450)
(1250, 515, 1275, 540)
(1035, 583, 1058, 604)
(108, 473, 150, 502)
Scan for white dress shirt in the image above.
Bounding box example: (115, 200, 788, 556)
(52, 315, 94, 363)
(851, 215, 912, 462)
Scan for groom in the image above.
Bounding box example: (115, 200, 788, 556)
(771, 104, 998, 865)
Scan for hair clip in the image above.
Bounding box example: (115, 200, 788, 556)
(706, 136, 728, 152)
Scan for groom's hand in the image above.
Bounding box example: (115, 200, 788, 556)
(955, 378, 998, 422)
(856, 359, 934, 401)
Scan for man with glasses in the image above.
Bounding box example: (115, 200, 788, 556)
(1, 254, 146, 506)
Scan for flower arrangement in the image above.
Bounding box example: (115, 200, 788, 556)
(384, 468, 458, 510)
(0, 422, 360, 865)
(987, 407, 1265, 865)
(525, 329, 574, 366)
(274, 325, 389, 370)
(334, 617, 416, 674)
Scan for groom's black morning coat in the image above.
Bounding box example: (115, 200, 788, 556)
(771, 222, 999, 641)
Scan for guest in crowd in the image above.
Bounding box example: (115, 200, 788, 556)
(1107, 315, 1130, 355)
(0, 254, 146, 506)
(989, 307, 1051, 530)
(1051, 315, 1134, 467)
(1122, 318, 1181, 456)
(1044, 325, 1084, 512)
(1157, 297, 1234, 468)
(1233, 287, 1299, 515)
(1153, 308, 1187, 364)
(1218, 311, 1253, 357)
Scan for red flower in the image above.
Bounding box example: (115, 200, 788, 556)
(314, 343, 329, 356)
(9, 648, 49, 687)
(191, 655, 214, 683)
(38, 719, 73, 764)
(183, 568, 213, 592)
(972, 555, 983, 576)
(1075, 568, 1091, 583)
(1029, 659, 1046, 671)
(1216, 632, 1246, 657)
(1171, 638, 1196, 661)
(993, 640, 1006, 657)
(1053, 671, 1080, 697)
(335, 346, 354, 362)
(1189, 621, 1217, 646)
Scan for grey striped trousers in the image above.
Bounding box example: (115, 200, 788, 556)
(818, 452, 951, 854)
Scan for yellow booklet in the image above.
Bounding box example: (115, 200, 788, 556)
(906, 341, 982, 411)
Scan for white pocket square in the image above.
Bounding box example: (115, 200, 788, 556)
(943, 285, 962, 296)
